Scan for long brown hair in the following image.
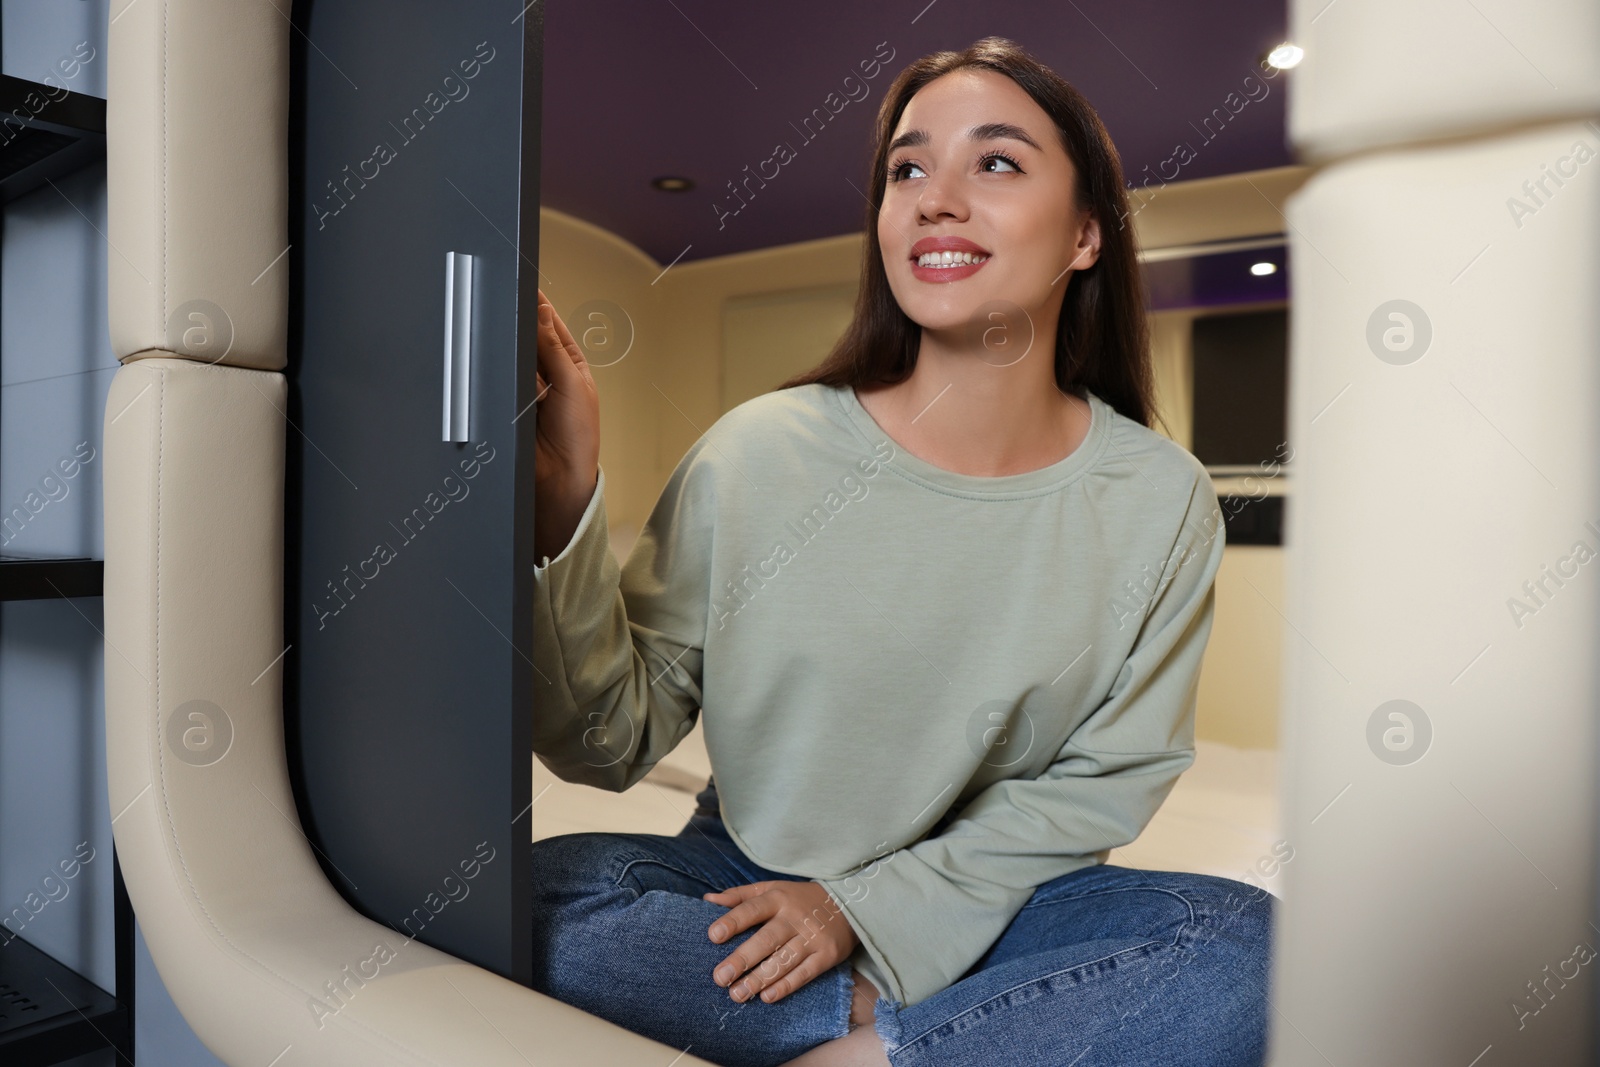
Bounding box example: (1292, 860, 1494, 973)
(774, 36, 1160, 431)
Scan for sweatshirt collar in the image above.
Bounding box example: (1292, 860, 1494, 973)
(832, 382, 1111, 499)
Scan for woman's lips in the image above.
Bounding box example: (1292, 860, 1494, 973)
(909, 254, 991, 283)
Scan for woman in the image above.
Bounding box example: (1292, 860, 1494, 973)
(528, 36, 1272, 1067)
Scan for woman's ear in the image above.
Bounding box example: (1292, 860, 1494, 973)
(1071, 209, 1102, 272)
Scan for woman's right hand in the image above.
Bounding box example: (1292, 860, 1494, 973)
(533, 289, 601, 561)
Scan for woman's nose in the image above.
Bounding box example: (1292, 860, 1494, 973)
(917, 168, 969, 222)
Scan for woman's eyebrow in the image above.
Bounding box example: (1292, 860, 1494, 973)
(887, 122, 1043, 155)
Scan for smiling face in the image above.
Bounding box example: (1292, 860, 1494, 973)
(877, 68, 1100, 344)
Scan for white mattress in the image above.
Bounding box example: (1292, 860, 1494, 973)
(532, 719, 1283, 894)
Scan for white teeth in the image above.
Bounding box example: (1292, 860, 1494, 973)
(916, 250, 989, 267)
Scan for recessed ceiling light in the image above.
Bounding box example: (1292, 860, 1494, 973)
(1265, 43, 1303, 69)
(1251, 261, 1278, 276)
(652, 176, 694, 192)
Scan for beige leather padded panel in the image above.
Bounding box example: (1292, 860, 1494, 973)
(1289, 0, 1600, 163)
(106, 0, 288, 371)
(103, 358, 716, 1065)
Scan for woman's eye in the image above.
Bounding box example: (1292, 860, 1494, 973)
(888, 153, 1022, 183)
(888, 159, 926, 183)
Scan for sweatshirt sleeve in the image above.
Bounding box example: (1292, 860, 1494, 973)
(816, 470, 1227, 1008)
(531, 446, 717, 792)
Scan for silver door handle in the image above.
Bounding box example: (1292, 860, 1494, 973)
(442, 251, 475, 442)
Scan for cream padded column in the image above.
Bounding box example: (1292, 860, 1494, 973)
(107, 0, 287, 371)
(1289, 0, 1600, 163)
(101, 1, 717, 1063)
(1273, 2, 1600, 1063)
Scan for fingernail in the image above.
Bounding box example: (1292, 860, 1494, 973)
(715, 965, 731, 983)
(711, 924, 724, 940)
(732, 983, 749, 1000)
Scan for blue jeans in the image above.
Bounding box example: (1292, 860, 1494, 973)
(530, 778, 1273, 1067)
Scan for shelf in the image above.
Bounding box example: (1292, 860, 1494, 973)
(0, 75, 107, 205)
(0, 556, 104, 600)
(0, 931, 129, 1064)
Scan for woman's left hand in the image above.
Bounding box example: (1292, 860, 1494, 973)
(702, 880, 859, 1004)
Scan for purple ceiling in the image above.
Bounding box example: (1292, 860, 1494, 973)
(540, 0, 1294, 264)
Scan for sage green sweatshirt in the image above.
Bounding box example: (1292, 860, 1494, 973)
(532, 381, 1227, 1008)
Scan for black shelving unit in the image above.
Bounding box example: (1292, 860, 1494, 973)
(0, 848, 133, 1064)
(0, 556, 104, 600)
(0, 65, 132, 1065)
(0, 74, 106, 205)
